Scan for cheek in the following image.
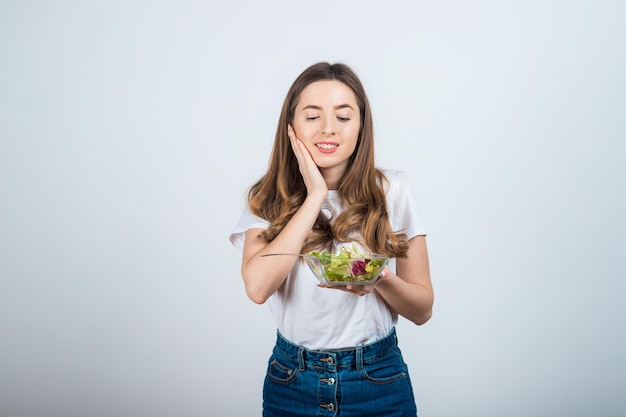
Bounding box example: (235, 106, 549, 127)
(342, 124, 361, 144)
(292, 122, 316, 141)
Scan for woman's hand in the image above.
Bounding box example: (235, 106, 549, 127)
(318, 283, 374, 296)
(288, 125, 328, 198)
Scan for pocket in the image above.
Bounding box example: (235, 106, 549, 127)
(361, 349, 408, 384)
(266, 355, 298, 384)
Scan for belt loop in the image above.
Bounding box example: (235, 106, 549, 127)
(297, 348, 305, 371)
(355, 346, 363, 371)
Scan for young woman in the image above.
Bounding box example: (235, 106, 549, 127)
(230, 62, 433, 417)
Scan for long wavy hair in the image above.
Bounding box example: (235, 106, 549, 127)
(247, 62, 408, 257)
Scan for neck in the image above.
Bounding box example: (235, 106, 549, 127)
(320, 167, 346, 190)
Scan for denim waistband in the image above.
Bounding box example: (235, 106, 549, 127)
(274, 328, 399, 370)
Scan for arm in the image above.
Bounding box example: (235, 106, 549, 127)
(240, 126, 327, 304)
(373, 235, 434, 325)
(241, 193, 324, 304)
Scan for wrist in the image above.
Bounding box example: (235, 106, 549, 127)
(304, 190, 327, 204)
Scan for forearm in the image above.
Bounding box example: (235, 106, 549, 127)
(241, 193, 325, 303)
(375, 271, 434, 325)
(374, 236, 433, 325)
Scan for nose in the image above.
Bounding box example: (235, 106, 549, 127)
(322, 118, 336, 136)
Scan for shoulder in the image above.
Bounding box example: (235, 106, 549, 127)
(380, 168, 409, 182)
(378, 168, 427, 236)
(229, 204, 270, 249)
(378, 169, 411, 195)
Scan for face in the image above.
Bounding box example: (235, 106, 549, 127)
(292, 80, 361, 178)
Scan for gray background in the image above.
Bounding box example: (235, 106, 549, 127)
(1, 1, 625, 416)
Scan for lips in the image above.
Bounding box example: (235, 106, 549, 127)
(315, 142, 339, 154)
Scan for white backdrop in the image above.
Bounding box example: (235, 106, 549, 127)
(1, 1, 625, 416)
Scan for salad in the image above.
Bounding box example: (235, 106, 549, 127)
(306, 244, 387, 283)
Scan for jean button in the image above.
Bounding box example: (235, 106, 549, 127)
(327, 357, 334, 365)
(327, 377, 335, 385)
(321, 402, 335, 412)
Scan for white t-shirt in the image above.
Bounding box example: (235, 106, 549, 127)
(229, 169, 426, 349)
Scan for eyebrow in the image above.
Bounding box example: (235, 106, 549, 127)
(301, 104, 355, 111)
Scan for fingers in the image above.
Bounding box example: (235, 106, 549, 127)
(287, 124, 299, 153)
(287, 125, 328, 197)
(288, 125, 309, 172)
(317, 283, 373, 297)
(288, 125, 301, 150)
(378, 266, 390, 281)
(288, 125, 310, 163)
(347, 285, 373, 296)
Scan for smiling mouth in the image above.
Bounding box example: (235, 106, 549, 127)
(316, 143, 338, 150)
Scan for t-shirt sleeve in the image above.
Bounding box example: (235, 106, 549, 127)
(385, 170, 427, 239)
(229, 206, 270, 250)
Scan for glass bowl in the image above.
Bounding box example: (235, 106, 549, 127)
(303, 252, 389, 286)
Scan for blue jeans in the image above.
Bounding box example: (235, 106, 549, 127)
(263, 328, 418, 417)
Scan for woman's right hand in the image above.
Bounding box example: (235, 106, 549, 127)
(288, 124, 328, 199)
(241, 128, 329, 304)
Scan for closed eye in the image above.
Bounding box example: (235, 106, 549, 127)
(337, 116, 351, 122)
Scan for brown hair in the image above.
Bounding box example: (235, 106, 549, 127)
(247, 62, 408, 257)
